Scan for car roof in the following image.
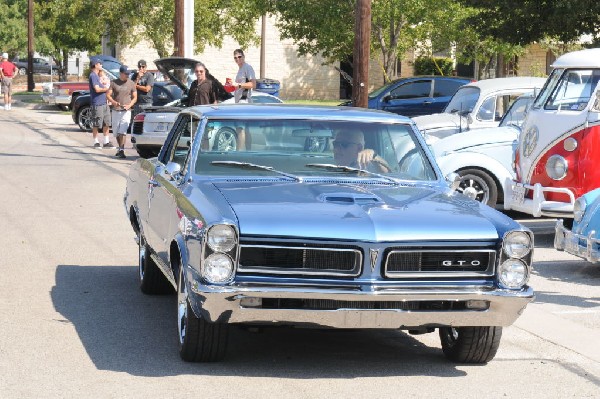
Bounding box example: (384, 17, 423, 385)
(552, 48, 600, 69)
(182, 104, 414, 123)
(461, 76, 547, 92)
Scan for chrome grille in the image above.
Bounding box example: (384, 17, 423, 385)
(261, 298, 467, 311)
(385, 249, 495, 278)
(238, 244, 362, 276)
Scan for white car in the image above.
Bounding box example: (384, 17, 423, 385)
(431, 93, 534, 207)
(413, 77, 546, 141)
(131, 58, 283, 158)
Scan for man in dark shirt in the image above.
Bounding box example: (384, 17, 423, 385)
(88, 57, 114, 148)
(188, 62, 217, 106)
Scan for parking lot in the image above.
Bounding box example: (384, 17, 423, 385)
(0, 101, 599, 397)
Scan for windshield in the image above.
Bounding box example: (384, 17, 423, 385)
(498, 95, 534, 127)
(539, 68, 600, 111)
(193, 119, 437, 182)
(444, 86, 480, 114)
(368, 80, 398, 99)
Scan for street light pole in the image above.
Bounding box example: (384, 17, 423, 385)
(351, 0, 371, 108)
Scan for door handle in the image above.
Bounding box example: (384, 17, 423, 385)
(148, 179, 160, 187)
(422, 101, 433, 105)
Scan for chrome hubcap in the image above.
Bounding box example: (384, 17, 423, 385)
(177, 274, 187, 344)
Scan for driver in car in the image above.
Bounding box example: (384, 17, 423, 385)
(332, 129, 390, 173)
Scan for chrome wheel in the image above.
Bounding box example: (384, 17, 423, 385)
(456, 169, 498, 207)
(77, 106, 92, 131)
(18, 67, 27, 75)
(177, 268, 188, 346)
(214, 127, 237, 151)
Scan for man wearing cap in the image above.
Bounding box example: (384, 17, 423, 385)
(89, 57, 115, 148)
(0, 53, 18, 110)
(132, 60, 154, 108)
(107, 65, 137, 159)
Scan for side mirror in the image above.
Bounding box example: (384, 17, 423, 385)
(165, 161, 182, 180)
(382, 94, 392, 103)
(445, 172, 461, 192)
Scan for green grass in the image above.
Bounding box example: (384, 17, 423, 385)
(285, 99, 342, 106)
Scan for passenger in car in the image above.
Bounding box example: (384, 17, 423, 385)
(333, 129, 390, 173)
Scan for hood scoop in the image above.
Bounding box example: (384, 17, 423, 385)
(320, 193, 382, 205)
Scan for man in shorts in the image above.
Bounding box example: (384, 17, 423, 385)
(88, 57, 115, 148)
(107, 65, 137, 159)
(0, 53, 18, 111)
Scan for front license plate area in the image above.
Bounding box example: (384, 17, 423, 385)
(512, 183, 526, 205)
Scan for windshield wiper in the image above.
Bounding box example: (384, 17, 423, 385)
(305, 163, 398, 185)
(211, 161, 301, 182)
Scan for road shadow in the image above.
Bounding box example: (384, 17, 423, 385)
(52, 264, 469, 378)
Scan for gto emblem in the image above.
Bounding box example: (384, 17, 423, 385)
(522, 125, 539, 158)
(370, 249, 379, 271)
(442, 260, 481, 267)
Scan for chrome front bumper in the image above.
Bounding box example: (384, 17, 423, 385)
(187, 270, 534, 329)
(504, 178, 575, 217)
(554, 220, 600, 263)
(52, 94, 72, 105)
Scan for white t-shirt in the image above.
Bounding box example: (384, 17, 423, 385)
(234, 63, 256, 103)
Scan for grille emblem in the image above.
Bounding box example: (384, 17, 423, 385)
(522, 125, 539, 158)
(370, 249, 379, 271)
(442, 260, 481, 267)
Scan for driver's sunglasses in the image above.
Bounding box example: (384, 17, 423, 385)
(332, 140, 360, 149)
(234, 55, 243, 60)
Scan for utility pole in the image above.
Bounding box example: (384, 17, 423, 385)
(27, 0, 34, 92)
(174, 0, 184, 56)
(351, 0, 371, 108)
(260, 15, 266, 79)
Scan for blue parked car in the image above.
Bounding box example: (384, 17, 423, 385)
(124, 104, 534, 363)
(340, 76, 472, 117)
(555, 188, 600, 262)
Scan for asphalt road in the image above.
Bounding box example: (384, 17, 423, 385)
(1, 101, 599, 398)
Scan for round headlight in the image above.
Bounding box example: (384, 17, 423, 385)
(573, 197, 586, 222)
(207, 225, 236, 252)
(503, 231, 532, 258)
(202, 253, 234, 283)
(498, 259, 528, 289)
(545, 155, 568, 180)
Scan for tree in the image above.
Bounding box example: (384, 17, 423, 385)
(0, 0, 30, 58)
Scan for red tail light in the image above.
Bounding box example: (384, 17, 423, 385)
(133, 113, 145, 122)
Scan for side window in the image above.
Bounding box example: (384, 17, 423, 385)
(161, 114, 199, 170)
(433, 80, 464, 97)
(390, 80, 432, 100)
(477, 94, 522, 121)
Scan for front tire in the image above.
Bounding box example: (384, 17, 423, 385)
(18, 67, 27, 75)
(439, 326, 502, 363)
(177, 265, 229, 362)
(77, 105, 92, 131)
(456, 168, 498, 207)
(139, 234, 173, 295)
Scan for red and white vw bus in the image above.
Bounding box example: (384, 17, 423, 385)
(504, 48, 600, 219)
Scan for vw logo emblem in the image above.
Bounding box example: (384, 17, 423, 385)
(522, 125, 539, 158)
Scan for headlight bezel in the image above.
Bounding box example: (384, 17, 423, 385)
(573, 197, 586, 223)
(498, 258, 529, 289)
(503, 230, 533, 259)
(202, 253, 235, 284)
(545, 154, 568, 180)
(207, 224, 236, 252)
(200, 223, 239, 285)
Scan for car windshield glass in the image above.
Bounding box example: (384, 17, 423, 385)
(444, 86, 480, 114)
(543, 68, 600, 111)
(499, 95, 534, 127)
(368, 81, 398, 99)
(102, 60, 122, 79)
(194, 119, 437, 182)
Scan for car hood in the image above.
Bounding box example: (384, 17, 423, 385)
(211, 181, 506, 241)
(412, 113, 469, 138)
(155, 57, 199, 94)
(431, 125, 519, 157)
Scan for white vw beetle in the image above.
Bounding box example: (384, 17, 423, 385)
(431, 93, 534, 207)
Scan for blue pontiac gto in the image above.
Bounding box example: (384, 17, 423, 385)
(124, 104, 535, 363)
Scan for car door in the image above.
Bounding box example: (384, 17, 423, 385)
(380, 79, 433, 117)
(145, 114, 198, 264)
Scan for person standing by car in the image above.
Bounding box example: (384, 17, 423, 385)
(233, 49, 256, 103)
(0, 53, 18, 110)
(107, 65, 137, 159)
(88, 57, 114, 148)
(188, 62, 218, 106)
(132, 59, 154, 116)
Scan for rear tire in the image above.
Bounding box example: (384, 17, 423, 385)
(139, 234, 173, 295)
(18, 67, 27, 75)
(177, 265, 229, 362)
(439, 326, 502, 363)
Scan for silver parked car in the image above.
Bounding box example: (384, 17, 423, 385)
(124, 104, 534, 363)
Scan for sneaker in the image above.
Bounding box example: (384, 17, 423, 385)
(103, 142, 115, 149)
(116, 150, 126, 159)
(93, 142, 101, 148)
